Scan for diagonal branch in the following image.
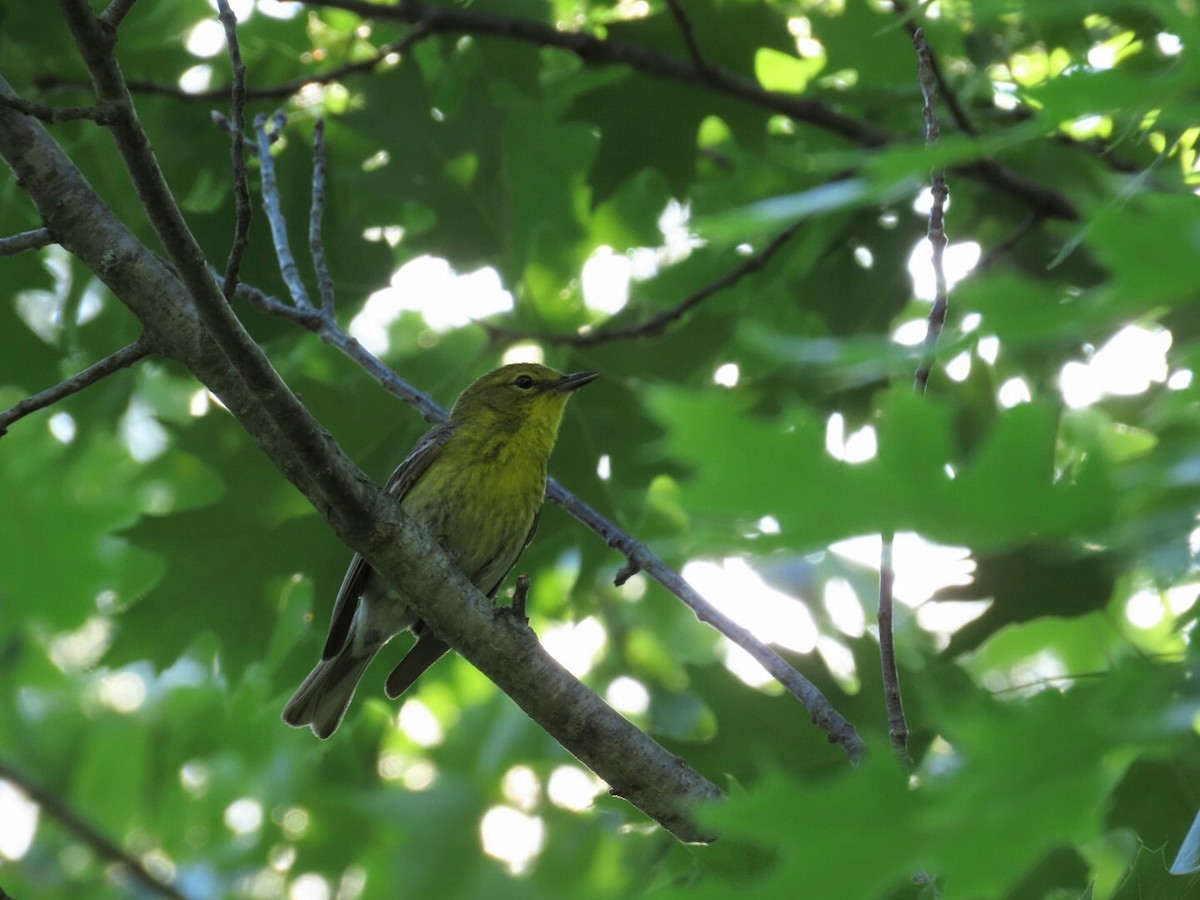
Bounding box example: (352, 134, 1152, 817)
(0, 338, 151, 437)
(0, 759, 186, 900)
(485, 219, 805, 348)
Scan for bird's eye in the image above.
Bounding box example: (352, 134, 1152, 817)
(514, 374, 536, 390)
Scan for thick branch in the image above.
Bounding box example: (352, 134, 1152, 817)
(0, 67, 719, 843)
(0, 338, 151, 437)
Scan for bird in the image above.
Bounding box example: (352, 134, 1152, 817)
(283, 362, 598, 739)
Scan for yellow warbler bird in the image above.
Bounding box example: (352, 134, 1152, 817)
(283, 363, 598, 739)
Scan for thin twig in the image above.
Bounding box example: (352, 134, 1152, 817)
(99, 0, 139, 30)
(877, 535, 911, 762)
(891, 0, 976, 136)
(309, 118, 336, 314)
(976, 212, 1041, 271)
(913, 26, 949, 394)
(0, 94, 115, 124)
(53, 29, 433, 104)
(664, 0, 710, 72)
(874, 23, 957, 767)
(0, 759, 187, 900)
(217, 0, 252, 300)
(484, 219, 805, 348)
(0, 338, 150, 437)
(0, 227, 54, 256)
(253, 112, 314, 309)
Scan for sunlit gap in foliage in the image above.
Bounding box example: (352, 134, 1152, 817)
(378, 751, 437, 792)
(907, 193, 982, 302)
(1125, 582, 1199, 631)
(479, 763, 605, 875)
(682, 557, 819, 688)
(49, 616, 112, 672)
(350, 256, 515, 355)
(47, 411, 75, 443)
(120, 396, 169, 462)
(541, 617, 606, 677)
(606, 675, 651, 715)
(480, 805, 545, 876)
(580, 199, 699, 318)
(1059, 324, 1175, 409)
(831, 534, 982, 653)
(397, 698, 444, 747)
(0, 781, 38, 862)
(713, 362, 740, 387)
(501, 343, 545, 366)
(16, 245, 102, 342)
(825, 412, 877, 463)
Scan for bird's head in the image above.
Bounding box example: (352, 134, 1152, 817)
(450, 363, 598, 435)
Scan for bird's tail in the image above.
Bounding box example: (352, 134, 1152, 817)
(282, 647, 379, 739)
(385, 631, 451, 699)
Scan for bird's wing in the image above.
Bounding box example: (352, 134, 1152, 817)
(483, 504, 542, 598)
(321, 421, 458, 660)
(383, 497, 544, 696)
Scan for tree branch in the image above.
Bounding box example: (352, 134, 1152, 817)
(0, 759, 187, 900)
(0, 93, 116, 124)
(0, 226, 55, 256)
(0, 337, 151, 437)
(483, 219, 805, 348)
(877, 535, 910, 762)
(217, 0, 252, 299)
(254, 111, 314, 310)
(99, 0, 139, 30)
(663, 0, 710, 73)
(891, 0, 976, 137)
(913, 26, 949, 396)
(308, 117, 336, 315)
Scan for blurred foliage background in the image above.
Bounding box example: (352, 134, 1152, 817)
(2, 0, 1200, 897)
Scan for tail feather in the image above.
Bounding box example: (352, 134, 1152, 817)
(385, 633, 451, 699)
(283, 648, 378, 739)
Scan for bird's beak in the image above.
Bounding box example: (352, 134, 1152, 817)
(553, 370, 599, 392)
